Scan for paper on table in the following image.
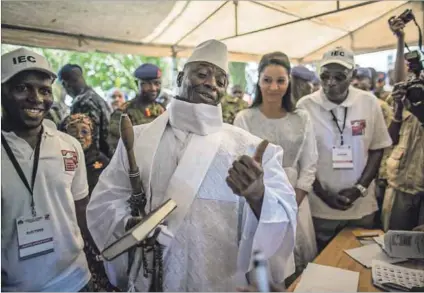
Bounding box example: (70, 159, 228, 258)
(374, 235, 385, 249)
(344, 244, 407, 268)
(294, 263, 359, 292)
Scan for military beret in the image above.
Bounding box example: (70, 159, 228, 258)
(377, 71, 386, 81)
(312, 72, 320, 85)
(134, 63, 162, 80)
(354, 67, 372, 79)
(291, 65, 315, 82)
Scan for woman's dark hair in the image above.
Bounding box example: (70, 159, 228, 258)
(251, 51, 295, 112)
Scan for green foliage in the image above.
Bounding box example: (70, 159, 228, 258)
(229, 62, 247, 90)
(1, 44, 171, 99)
(1, 44, 249, 99)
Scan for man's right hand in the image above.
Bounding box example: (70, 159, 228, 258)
(392, 83, 406, 117)
(389, 18, 405, 37)
(314, 179, 351, 210)
(321, 192, 352, 211)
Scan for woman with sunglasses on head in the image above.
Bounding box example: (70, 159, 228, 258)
(234, 52, 318, 287)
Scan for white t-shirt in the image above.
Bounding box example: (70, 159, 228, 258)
(1, 121, 91, 291)
(297, 87, 392, 220)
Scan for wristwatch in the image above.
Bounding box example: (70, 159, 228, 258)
(355, 184, 367, 197)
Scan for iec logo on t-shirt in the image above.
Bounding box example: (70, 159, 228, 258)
(351, 119, 366, 136)
(61, 150, 79, 171)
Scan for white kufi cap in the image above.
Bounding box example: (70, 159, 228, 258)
(185, 39, 229, 74)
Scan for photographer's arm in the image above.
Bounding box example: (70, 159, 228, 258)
(391, 18, 406, 83)
(388, 113, 402, 145)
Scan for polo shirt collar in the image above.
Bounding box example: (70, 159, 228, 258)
(313, 86, 357, 111)
(43, 119, 57, 137)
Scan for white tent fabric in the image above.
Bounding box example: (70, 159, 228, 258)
(1, 1, 423, 63)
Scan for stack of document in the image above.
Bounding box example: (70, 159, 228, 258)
(371, 260, 424, 291)
(344, 244, 407, 268)
(294, 263, 359, 292)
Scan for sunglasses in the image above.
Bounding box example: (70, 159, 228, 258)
(320, 72, 348, 82)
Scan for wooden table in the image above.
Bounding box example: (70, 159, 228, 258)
(287, 227, 424, 292)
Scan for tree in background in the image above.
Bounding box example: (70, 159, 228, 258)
(229, 62, 247, 91)
(1, 44, 171, 100)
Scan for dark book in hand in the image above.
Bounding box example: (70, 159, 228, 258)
(101, 199, 177, 261)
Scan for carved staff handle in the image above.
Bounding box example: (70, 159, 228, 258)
(120, 113, 146, 217)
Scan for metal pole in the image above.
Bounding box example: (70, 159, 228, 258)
(171, 46, 178, 86)
(234, 0, 239, 36)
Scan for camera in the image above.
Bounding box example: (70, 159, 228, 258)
(405, 50, 424, 75)
(388, 9, 415, 26)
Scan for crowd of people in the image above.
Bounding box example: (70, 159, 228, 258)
(1, 14, 423, 292)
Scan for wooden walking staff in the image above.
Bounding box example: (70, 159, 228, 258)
(119, 114, 163, 292)
(120, 113, 147, 218)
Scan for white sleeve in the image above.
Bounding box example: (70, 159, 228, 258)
(369, 99, 393, 150)
(296, 113, 318, 193)
(237, 143, 298, 274)
(86, 138, 133, 288)
(71, 142, 89, 201)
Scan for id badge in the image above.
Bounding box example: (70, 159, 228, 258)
(16, 214, 54, 260)
(332, 145, 354, 169)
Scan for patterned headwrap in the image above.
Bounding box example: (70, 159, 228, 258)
(61, 113, 94, 132)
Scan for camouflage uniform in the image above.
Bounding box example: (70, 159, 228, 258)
(376, 99, 394, 180)
(108, 98, 165, 154)
(70, 87, 112, 157)
(382, 110, 424, 231)
(221, 95, 248, 124)
(375, 89, 390, 101)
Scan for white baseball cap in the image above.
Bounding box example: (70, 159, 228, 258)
(320, 47, 355, 72)
(1, 48, 57, 83)
(186, 39, 229, 74)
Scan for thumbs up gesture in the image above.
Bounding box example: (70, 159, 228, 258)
(226, 140, 269, 202)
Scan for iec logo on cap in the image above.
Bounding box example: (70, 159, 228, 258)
(12, 55, 37, 65)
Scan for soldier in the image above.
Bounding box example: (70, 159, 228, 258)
(221, 84, 248, 124)
(107, 63, 165, 154)
(374, 72, 390, 101)
(58, 64, 112, 158)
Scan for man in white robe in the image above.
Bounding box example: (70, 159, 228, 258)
(87, 39, 297, 292)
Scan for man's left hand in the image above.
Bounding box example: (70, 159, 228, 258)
(338, 187, 362, 207)
(226, 140, 269, 201)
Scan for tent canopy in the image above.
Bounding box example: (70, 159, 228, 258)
(2, 1, 423, 63)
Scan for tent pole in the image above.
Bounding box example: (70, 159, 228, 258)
(234, 0, 239, 36)
(171, 45, 178, 85)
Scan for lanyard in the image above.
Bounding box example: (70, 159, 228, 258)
(330, 107, 348, 146)
(1, 129, 43, 217)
